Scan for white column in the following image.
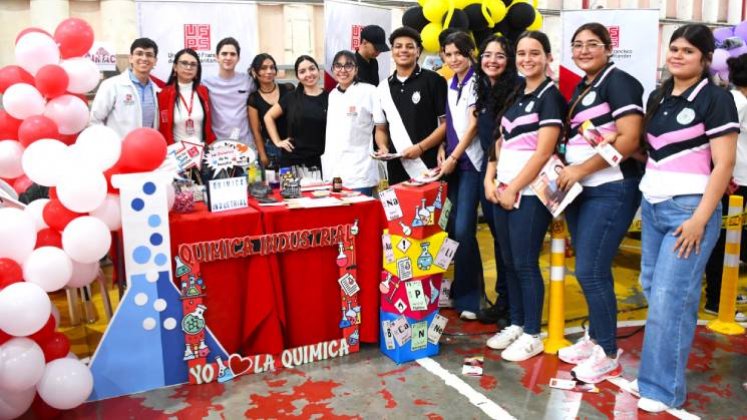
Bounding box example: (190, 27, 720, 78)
(702, 0, 720, 22)
(562, 0, 584, 10)
(727, 0, 743, 24)
(29, 0, 69, 33)
(620, 0, 639, 8)
(676, 0, 694, 20)
(100, 0, 137, 57)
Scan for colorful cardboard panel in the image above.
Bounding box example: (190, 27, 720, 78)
(382, 230, 448, 278)
(379, 272, 442, 321)
(379, 309, 440, 364)
(385, 182, 447, 239)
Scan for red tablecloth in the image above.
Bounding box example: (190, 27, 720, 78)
(253, 196, 386, 347)
(169, 203, 285, 356)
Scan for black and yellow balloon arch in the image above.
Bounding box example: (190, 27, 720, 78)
(402, 0, 543, 52)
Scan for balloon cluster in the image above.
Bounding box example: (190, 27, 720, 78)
(402, 0, 543, 53)
(0, 19, 168, 419)
(712, 22, 747, 81)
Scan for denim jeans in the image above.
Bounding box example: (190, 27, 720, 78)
(565, 178, 641, 356)
(480, 158, 509, 311)
(354, 187, 374, 197)
(493, 195, 552, 334)
(639, 195, 721, 408)
(446, 169, 483, 313)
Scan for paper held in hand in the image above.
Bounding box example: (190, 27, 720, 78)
(370, 152, 403, 161)
(530, 155, 583, 218)
(578, 120, 623, 167)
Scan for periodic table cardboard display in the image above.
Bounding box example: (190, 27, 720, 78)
(379, 309, 445, 364)
(379, 272, 442, 321)
(380, 182, 447, 240)
(382, 230, 451, 279)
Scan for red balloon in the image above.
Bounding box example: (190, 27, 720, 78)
(48, 187, 58, 199)
(42, 332, 71, 362)
(31, 393, 62, 420)
(0, 329, 11, 345)
(54, 18, 94, 58)
(35, 65, 69, 99)
(58, 133, 78, 146)
(29, 315, 56, 344)
(0, 258, 23, 289)
(103, 164, 122, 194)
(0, 109, 22, 140)
(120, 128, 167, 172)
(66, 92, 89, 103)
(15, 27, 52, 44)
(18, 115, 61, 147)
(43, 199, 84, 231)
(12, 174, 32, 195)
(36, 228, 63, 248)
(0, 65, 35, 94)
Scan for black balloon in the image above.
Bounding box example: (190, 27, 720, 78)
(402, 6, 429, 33)
(501, 0, 514, 6)
(444, 9, 470, 30)
(465, 4, 489, 31)
(473, 28, 494, 47)
(506, 2, 535, 30)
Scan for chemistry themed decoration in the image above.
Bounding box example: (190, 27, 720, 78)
(378, 181, 457, 363)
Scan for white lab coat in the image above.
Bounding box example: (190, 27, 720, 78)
(89, 71, 160, 138)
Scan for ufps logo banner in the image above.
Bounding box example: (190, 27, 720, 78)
(136, 0, 258, 81)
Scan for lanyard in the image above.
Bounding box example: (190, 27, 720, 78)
(178, 89, 195, 117)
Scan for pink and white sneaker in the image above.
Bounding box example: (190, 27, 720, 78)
(571, 345, 623, 384)
(558, 333, 595, 365)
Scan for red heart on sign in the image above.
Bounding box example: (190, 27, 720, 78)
(228, 353, 253, 376)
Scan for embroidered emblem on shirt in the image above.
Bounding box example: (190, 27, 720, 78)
(412, 91, 421, 104)
(525, 101, 535, 112)
(124, 94, 134, 105)
(676, 108, 695, 125)
(582, 91, 597, 106)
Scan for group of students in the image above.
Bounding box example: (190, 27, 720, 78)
(88, 22, 747, 413)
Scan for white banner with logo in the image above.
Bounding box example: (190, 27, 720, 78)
(324, 0, 392, 89)
(136, 0, 258, 82)
(559, 9, 658, 103)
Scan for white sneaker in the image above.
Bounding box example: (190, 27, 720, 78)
(558, 332, 595, 364)
(460, 311, 478, 321)
(571, 345, 623, 384)
(737, 311, 747, 322)
(629, 379, 639, 395)
(638, 397, 671, 413)
(501, 333, 544, 362)
(486, 325, 523, 350)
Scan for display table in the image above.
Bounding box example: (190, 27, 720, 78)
(252, 194, 387, 348)
(168, 203, 286, 356)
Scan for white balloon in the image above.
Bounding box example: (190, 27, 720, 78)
(24, 198, 50, 231)
(37, 358, 93, 410)
(15, 32, 60, 76)
(0, 338, 46, 392)
(65, 352, 78, 360)
(44, 95, 89, 135)
(0, 386, 35, 420)
(21, 139, 69, 187)
(60, 57, 100, 94)
(23, 246, 73, 292)
(90, 194, 121, 231)
(62, 216, 111, 264)
(67, 260, 99, 288)
(57, 166, 106, 213)
(1, 83, 46, 120)
(0, 208, 37, 264)
(0, 282, 51, 337)
(0, 140, 25, 179)
(72, 125, 121, 172)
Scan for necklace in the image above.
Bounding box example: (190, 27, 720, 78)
(259, 83, 277, 94)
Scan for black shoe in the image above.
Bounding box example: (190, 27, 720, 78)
(477, 304, 508, 324)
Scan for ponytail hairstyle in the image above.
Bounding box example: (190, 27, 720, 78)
(474, 35, 517, 119)
(728, 53, 747, 88)
(644, 24, 714, 135)
(167, 48, 202, 110)
(286, 55, 320, 138)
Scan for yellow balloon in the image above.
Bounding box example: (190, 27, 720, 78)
(526, 11, 543, 31)
(455, 0, 481, 9)
(484, 0, 507, 26)
(423, 0, 449, 23)
(422, 22, 443, 53)
(418, 0, 428, 5)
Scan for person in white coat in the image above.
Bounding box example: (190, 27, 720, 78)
(90, 38, 160, 138)
(322, 50, 387, 195)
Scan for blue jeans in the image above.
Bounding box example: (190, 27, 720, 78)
(480, 159, 509, 311)
(447, 169, 483, 313)
(639, 195, 721, 408)
(565, 178, 641, 356)
(493, 195, 552, 334)
(354, 187, 374, 197)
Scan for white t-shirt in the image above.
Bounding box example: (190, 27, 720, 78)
(732, 89, 747, 186)
(321, 82, 383, 189)
(202, 72, 254, 146)
(173, 83, 204, 143)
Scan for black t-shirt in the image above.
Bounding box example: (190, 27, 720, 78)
(356, 51, 379, 86)
(384, 66, 447, 184)
(247, 83, 294, 142)
(278, 89, 328, 167)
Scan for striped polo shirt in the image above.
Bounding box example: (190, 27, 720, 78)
(497, 77, 567, 196)
(640, 77, 740, 202)
(566, 63, 644, 187)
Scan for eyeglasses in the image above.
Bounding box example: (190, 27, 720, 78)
(178, 61, 198, 69)
(333, 63, 356, 71)
(481, 52, 507, 60)
(571, 42, 606, 51)
(133, 50, 156, 59)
